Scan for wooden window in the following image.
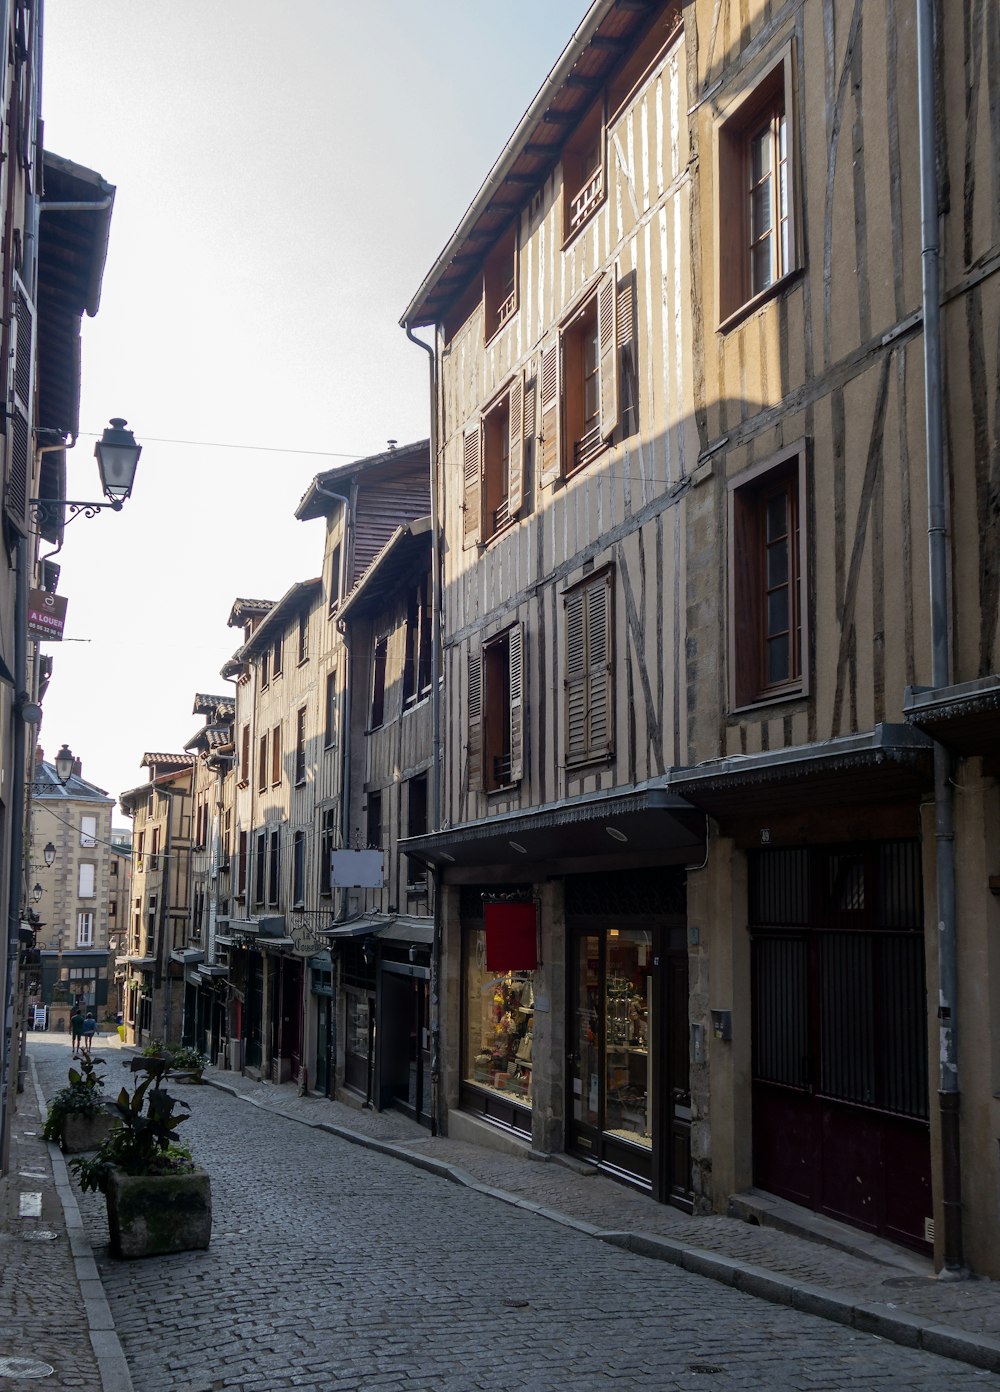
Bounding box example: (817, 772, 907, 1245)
(150, 828, 160, 871)
(717, 48, 797, 326)
(328, 542, 342, 612)
(403, 578, 432, 705)
(76, 911, 94, 948)
(254, 830, 266, 905)
(261, 647, 270, 689)
(729, 443, 808, 709)
(270, 723, 281, 790)
(78, 862, 95, 898)
(294, 706, 307, 785)
(564, 569, 614, 767)
(562, 96, 606, 242)
(465, 377, 526, 546)
(222, 808, 232, 870)
(324, 671, 336, 748)
(239, 724, 250, 786)
(80, 815, 96, 847)
(136, 830, 145, 870)
(366, 789, 382, 849)
(237, 829, 248, 899)
(297, 610, 309, 665)
(272, 633, 283, 679)
(293, 830, 305, 907)
(257, 734, 268, 792)
(406, 775, 428, 888)
(319, 806, 335, 897)
(370, 634, 388, 729)
(268, 828, 281, 907)
(469, 623, 525, 792)
(4, 272, 34, 535)
(484, 221, 518, 341)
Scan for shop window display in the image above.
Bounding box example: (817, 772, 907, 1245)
(464, 928, 534, 1106)
(573, 929, 652, 1149)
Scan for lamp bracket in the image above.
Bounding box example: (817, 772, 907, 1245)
(29, 497, 124, 528)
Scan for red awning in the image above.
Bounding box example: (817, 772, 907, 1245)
(485, 902, 537, 972)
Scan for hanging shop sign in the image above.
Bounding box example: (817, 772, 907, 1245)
(27, 590, 68, 642)
(331, 849, 385, 888)
(485, 901, 538, 972)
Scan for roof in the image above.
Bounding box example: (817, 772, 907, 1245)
(140, 753, 196, 770)
(192, 693, 234, 717)
(119, 763, 194, 813)
(184, 724, 233, 754)
(402, 1, 681, 328)
(32, 761, 112, 803)
(227, 598, 275, 629)
(234, 579, 321, 659)
(295, 439, 430, 521)
(337, 517, 432, 623)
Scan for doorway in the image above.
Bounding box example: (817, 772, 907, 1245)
(378, 965, 431, 1125)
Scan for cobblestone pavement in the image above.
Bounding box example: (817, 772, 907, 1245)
(27, 1038, 1000, 1392)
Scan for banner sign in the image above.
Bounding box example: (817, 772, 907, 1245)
(27, 590, 68, 642)
(485, 902, 538, 972)
(331, 849, 385, 888)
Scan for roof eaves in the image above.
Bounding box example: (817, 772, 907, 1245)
(294, 439, 430, 521)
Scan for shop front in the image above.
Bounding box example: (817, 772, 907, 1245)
(461, 912, 535, 1137)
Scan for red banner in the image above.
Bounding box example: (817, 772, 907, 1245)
(485, 901, 537, 972)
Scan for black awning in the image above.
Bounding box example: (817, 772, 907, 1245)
(904, 678, 1000, 758)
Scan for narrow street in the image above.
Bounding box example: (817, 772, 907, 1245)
(31, 1042, 997, 1392)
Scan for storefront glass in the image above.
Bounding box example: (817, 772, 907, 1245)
(464, 927, 534, 1107)
(572, 929, 652, 1150)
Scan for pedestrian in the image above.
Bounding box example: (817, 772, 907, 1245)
(70, 1006, 84, 1057)
(80, 1010, 98, 1057)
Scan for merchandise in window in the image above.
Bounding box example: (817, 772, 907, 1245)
(464, 928, 534, 1107)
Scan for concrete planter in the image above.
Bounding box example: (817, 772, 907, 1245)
(59, 1109, 114, 1154)
(105, 1166, 212, 1260)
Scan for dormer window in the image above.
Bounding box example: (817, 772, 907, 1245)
(563, 96, 606, 242)
(484, 222, 518, 341)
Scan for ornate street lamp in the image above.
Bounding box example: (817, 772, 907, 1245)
(53, 743, 74, 784)
(29, 417, 142, 527)
(43, 842, 56, 867)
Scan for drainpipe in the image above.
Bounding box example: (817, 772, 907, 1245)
(405, 321, 442, 1134)
(916, 0, 963, 1276)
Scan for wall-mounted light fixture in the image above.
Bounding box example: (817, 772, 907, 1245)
(29, 418, 142, 528)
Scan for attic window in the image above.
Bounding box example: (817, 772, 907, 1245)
(563, 96, 606, 242)
(484, 222, 518, 341)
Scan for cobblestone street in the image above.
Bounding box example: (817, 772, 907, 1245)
(28, 1042, 999, 1392)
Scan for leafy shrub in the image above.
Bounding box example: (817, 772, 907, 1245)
(70, 1054, 196, 1194)
(140, 1040, 208, 1080)
(42, 1057, 107, 1142)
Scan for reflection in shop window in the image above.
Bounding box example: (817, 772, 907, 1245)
(464, 928, 534, 1106)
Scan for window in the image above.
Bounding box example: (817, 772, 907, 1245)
(80, 815, 96, 847)
(717, 48, 797, 325)
(258, 734, 268, 792)
(271, 723, 282, 786)
(110, 859, 118, 879)
(564, 569, 614, 767)
(146, 895, 157, 953)
(237, 829, 248, 899)
(272, 633, 283, 679)
(484, 221, 518, 340)
(192, 888, 204, 942)
(76, 911, 94, 948)
(562, 95, 606, 241)
(150, 828, 160, 871)
(729, 443, 808, 709)
(261, 647, 270, 689)
(539, 272, 632, 488)
(403, 573, 433, 704)
(221, 807, 232, 870)
(370, 634, 388, 729)
(268, 828, 281, 907)
(469, 624, 524, 792)
(406, 776, 428, 888)
(319, 806, 335, 897)
(239, 723, 250, 786)
(324, 671, 337, 748)
(254, 830, 266, 906)
(294, 707, 307, 784)
(366, 789, 382, 850)
(328, 542, 342, 612)
(293, 830, 305, 907)
(297, 610, 309, 665)
(109, 900, 117, 917)
(464, 377, 525, 546)
(136, 831, 145, 870)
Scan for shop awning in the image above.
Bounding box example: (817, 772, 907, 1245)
(321, 915, 434, 945)
(170, 948, 204, 966)
(122, 955, 156, 971)
(904, 677, 1000, 760)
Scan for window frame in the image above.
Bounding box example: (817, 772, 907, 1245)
(267, 828, 281, 908)
(370, 633, 388, 730)
(715, 41, 799, 330)
(468, 622, 525, 793)
(297, 609, 309, 665)
(292, 829, 305, 908)
(727, 439, 809, 712)
(562, 93, 607, 245)
(294, 706, 307, 785)
(257, 734, 268, 793)
(324, 671, 337, 749)
(79, 815, 96, 847)
(463, 374, 526, 548)
(76, 910, 94, 948)
(319, 806, 335, 898)
(271, 722, 282, 787)
(563, 566, 615, 769)
(484, 219, 519, 343)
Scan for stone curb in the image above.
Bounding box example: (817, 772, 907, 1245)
(30, 1057, 135, 1392)
(204, 1074, 1000, 1377)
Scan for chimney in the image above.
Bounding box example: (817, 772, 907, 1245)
(72, 757, 82, 779)
(35, 745, 44, 770)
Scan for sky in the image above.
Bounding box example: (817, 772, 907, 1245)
(37, 0, 589, 813)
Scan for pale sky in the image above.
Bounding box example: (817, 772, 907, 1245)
(37, 0, 589, 811)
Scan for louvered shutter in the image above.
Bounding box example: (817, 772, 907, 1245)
(564, 587, 588, 763)
(616, 268, 637, 437)
(507, 622, 524, 783)
(467, 648, 483, 791)
(507, 373, 524, 518)
(463, 425, 482, 547)
(597, 271, 619, 439)
(587, 573, 613, 756)
(538, 340, 562, 488)
(5, 271, 35, 535)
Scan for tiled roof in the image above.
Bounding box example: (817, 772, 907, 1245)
(192, 693, 234, 716)
(227, 598, 275, 628)
(140, 753, 196, 768)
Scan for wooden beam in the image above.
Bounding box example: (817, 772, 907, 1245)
(524, 143, 556, 157)
(589, 35, 627, 50)
(543, 110, 576, 124)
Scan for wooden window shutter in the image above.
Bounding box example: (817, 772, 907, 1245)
(506, 373, 525, 518)
(616, 268, 638, 438)
(564, 586, 588, 762)
(597, 271, 619, 439)
(467, 648, 483, 790)
(507, 622, 525, 783)
(462, 425, 482, 547)
(587, 573, 613, 755)
(5, 271, 35, 535)
(538, 340, 562, 488)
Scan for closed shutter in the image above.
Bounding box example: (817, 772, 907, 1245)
(6, 272, 34, 535)
(587, 572, 613, 756)
(467, 648, 483, 791)
(507, 622, 524, 783)
(507, 373, 525, 518)
(463, 425, 481, 547)
(617, 267, 638, 438)
(565, 586, 588, 762)
(598, 272, 619, 439)
(538, 340, 562, 488)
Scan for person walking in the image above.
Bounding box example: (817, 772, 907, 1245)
(70, 1007, 84, 1057)
(80, 1011, 98, 1057)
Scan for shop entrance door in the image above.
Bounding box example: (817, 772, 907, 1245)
(378, 966, 431, 1125)
(315, 994, 332, 1096)
(245, 957, 263, 1070)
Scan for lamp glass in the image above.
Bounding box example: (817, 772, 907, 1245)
(54, 745, 74, 783)
(43, 842, 56, 867)
(94, 419, 141, 500)
(32, 883, 42, 902)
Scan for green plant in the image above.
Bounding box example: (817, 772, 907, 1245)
(140, 1040, 208, 1080)
(69, 1054, 196, 1194)
(42, 1056, 107, 1141)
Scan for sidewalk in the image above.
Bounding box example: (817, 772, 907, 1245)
(201, 1060, 1000, 1376)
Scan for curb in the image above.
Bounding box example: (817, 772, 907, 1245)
(30, 1057, 135, 1392)
(204, 1073, 1000, 1376)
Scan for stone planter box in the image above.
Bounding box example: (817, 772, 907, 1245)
(106, 1167, 212, 1260)
(59, 1109, 115, 1154)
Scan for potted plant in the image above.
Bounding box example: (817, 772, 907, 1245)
(141, 1039, 209, 1081)
(42, 1056, 114, 1153)
(70, 1054, 211, 1259)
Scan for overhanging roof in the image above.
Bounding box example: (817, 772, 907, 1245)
(337, 517, 432, 623)
(295, 439, 429, 521)
(904, 678, 1000, 757)
(235, 579, 321, 659)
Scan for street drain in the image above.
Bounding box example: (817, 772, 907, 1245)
(688, 1366, 723, 1375)
(0, 1356, 54, 1379)
(23, 1230, 60, 1241)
